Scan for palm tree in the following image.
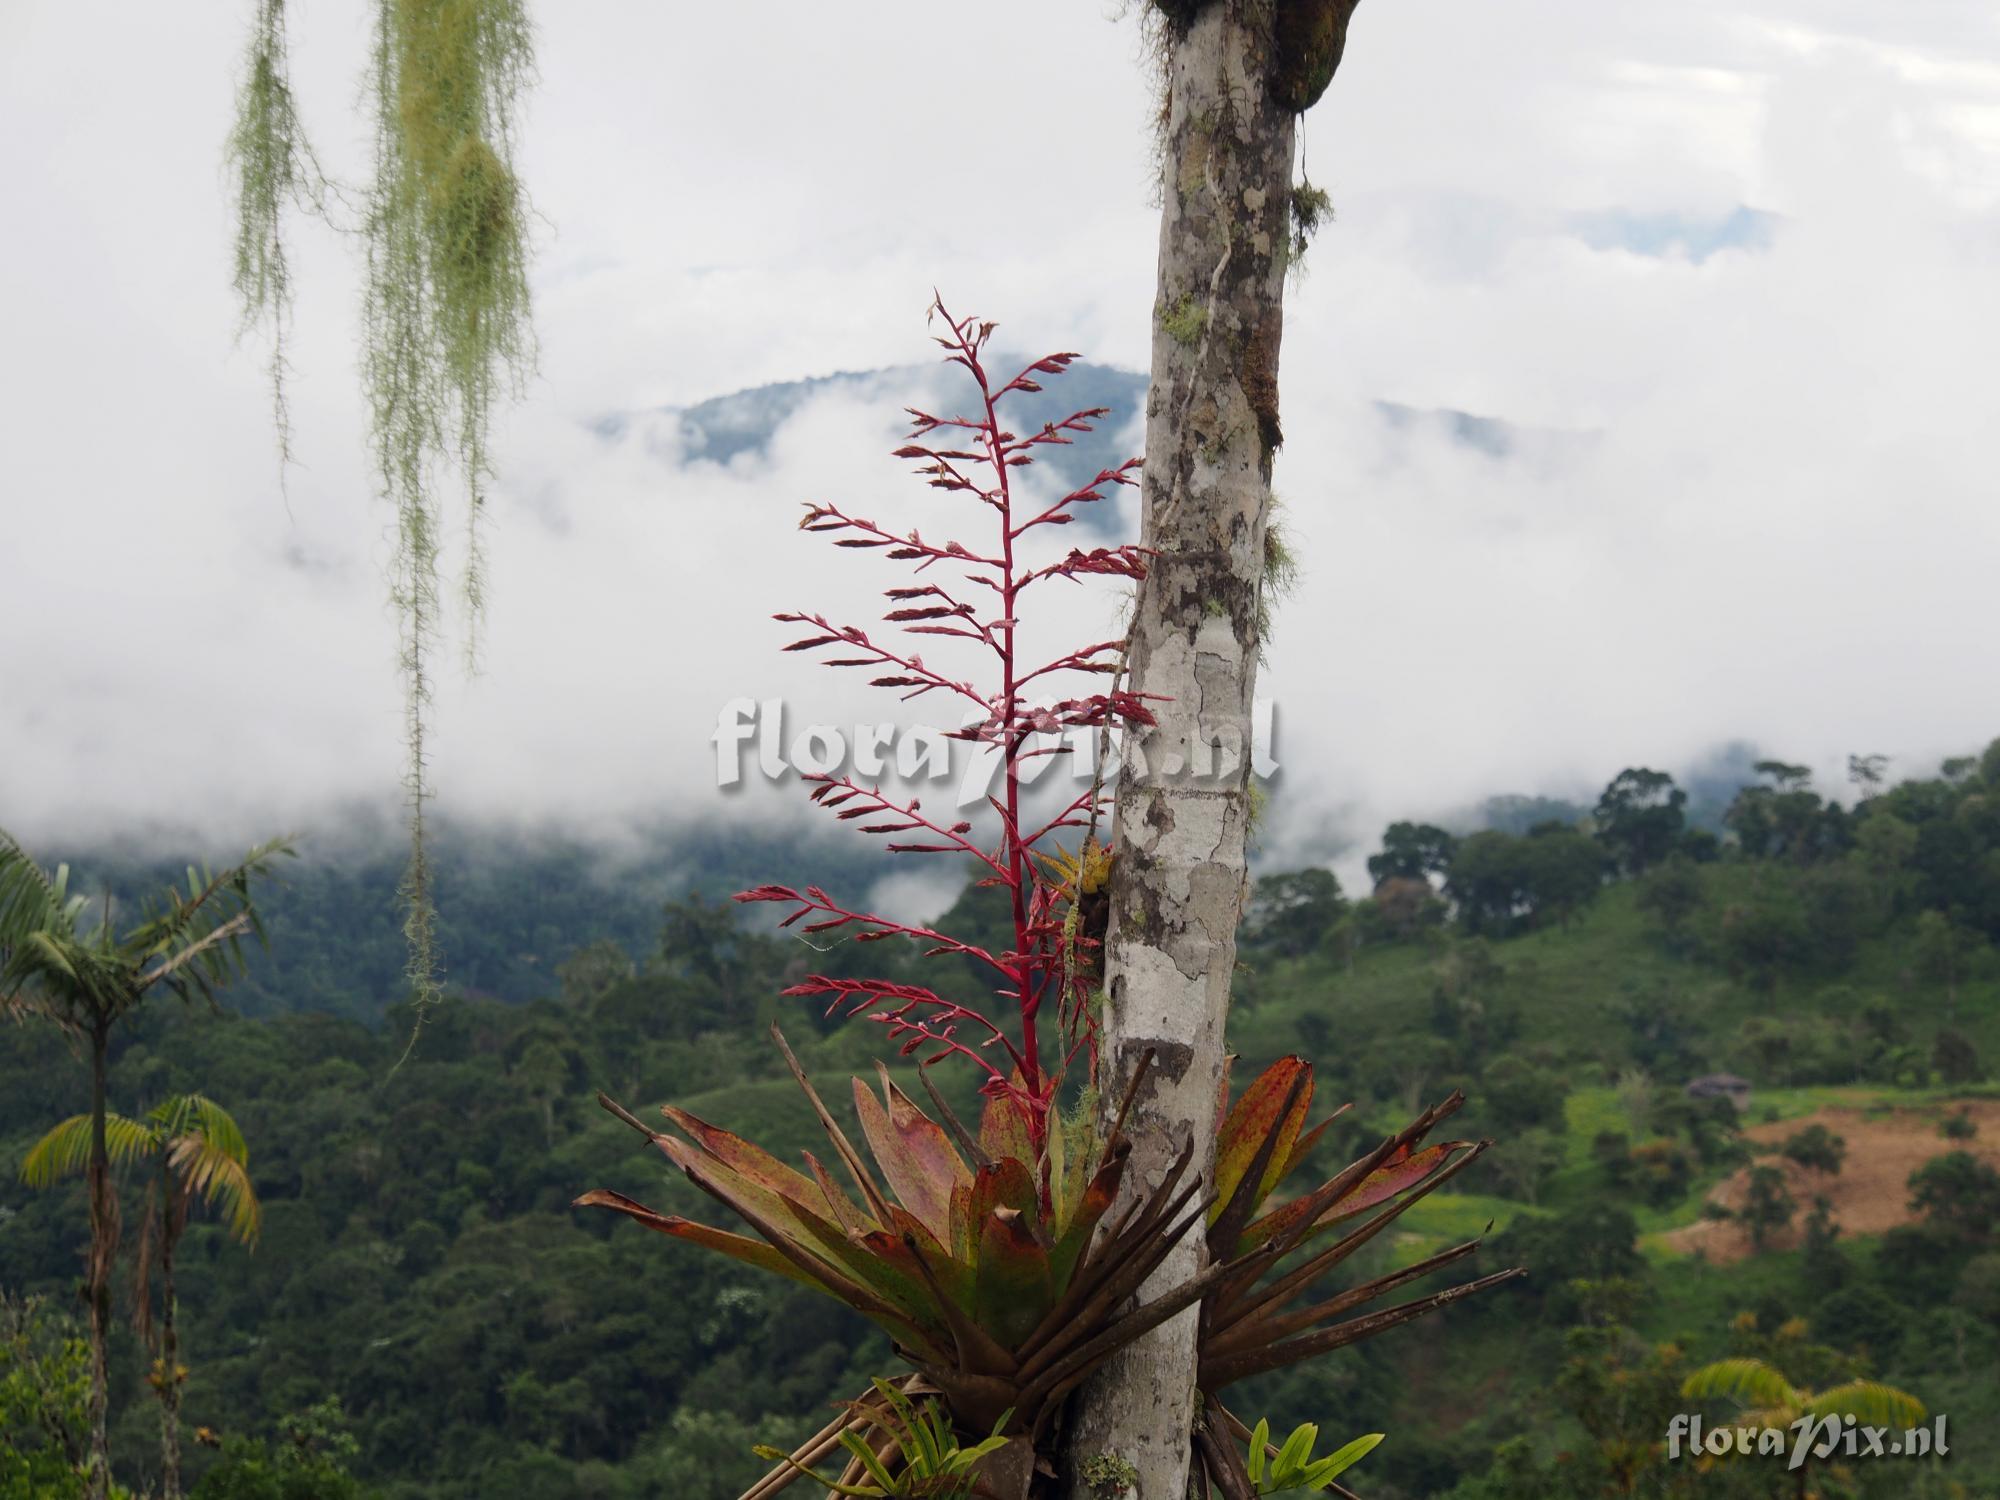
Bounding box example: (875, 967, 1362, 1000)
(0, 828, 288, 1500)
(22, 1094, 261, 1500)
(1681, 1357, 1926, 1499)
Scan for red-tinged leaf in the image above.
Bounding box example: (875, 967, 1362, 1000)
(849, 1228, 978, 1349)
(967, 1155, 1039, 1227)
(649, 1138, 926, 1324)
(979, 1092, 1037, 1166)
(882, 1204, 974, 1306)
(949, 1177, 977, 1263)
(975, 1208, 1053, 1347)
(878, 1064, 973, 1197)
(802, 1151, 869, 1237)
(1213, 1057, 1314, 1219)
(661, 1104, 828, 1209)
(573, 1189, 820, 1290)
(785, 1213, 952, 1341)
(734, 884, 799, 904)
(1277, 1112, 1340, 1187)
(1049, 1153, 1125, 1291)
(783, 636, 841, 652)
(1239, 1141, 1467, 1252)
(852, 1075, 958, 1240)
(1316, 1141, 1467, 1229)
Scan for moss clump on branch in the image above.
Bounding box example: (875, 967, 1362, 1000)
(1146, 0, 1362, 116)
(1081, 1452, 1140, 1498)
(1257, 507, 1298, 653)
(1160, 292, 1208, 346)
(1147, 0, 1209, 35)
(1288, 177, 1333, 267)
(1242, 316, 1283, 452)
(1272, 0, 1363, 113)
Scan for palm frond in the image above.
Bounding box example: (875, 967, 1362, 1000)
(162, 1096, 260, 1245)
(168, 1139, 261, 1244)
(1681, 1358, 1803, 1413)
(0, 827, 79, 950)
(1805, 1381, 1926, 1431)
(128, 838, 293, 1005)
(20, 1111, 156, 1187)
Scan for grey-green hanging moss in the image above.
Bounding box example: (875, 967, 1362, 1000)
(230, 0, 538, 1043)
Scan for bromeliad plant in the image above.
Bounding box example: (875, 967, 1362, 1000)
(581, 306, 1519, 1498)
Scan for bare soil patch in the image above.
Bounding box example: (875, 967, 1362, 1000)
(1657, 1097, 2000, 1264)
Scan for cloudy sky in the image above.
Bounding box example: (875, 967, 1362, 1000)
(4, 1, 1998, 881)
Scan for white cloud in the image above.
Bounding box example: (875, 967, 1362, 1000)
(1, 0, 1996, 881)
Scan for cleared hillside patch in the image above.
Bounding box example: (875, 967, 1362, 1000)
(1656, 1096, 2000, 1262)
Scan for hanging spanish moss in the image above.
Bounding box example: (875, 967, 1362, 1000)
(229, 0, 537, 1043)
(367, 0, 536, 1031)
(227, 0, 325, 470)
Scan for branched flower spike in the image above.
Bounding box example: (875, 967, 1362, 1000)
(736, 301, 1157, 1149)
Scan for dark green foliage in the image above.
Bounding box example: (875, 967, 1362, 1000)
(1633, 853, 1705, 949)
(1243, 868, 1345, 958)
(1367, 822, 1456, 886)
(1910, 1152, 2000, 1245)
(1813, 1284, 1907, 1364)
(1800, 1196, 1849, 1298)
(1442, 831, 1526, 936)
(0, 1295, 91, 1500)
(1741, 1164, 1796, 1250)
(1483, 1206, 1643, 1323)
(1594, 768, 1687, 874)
(191, 1400, 372, 1500)
(1444, 825, 1606, 935)
(1481, 1054, 1564, 1135)
(1781, 1122, 1846, 1175)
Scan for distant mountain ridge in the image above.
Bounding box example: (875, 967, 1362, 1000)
(593, 364, 1583, 524)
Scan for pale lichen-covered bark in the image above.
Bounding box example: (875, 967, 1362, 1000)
(1063, 3, 1305, 1494)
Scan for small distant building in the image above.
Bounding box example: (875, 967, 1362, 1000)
(1685, 1073, 1752, 1111)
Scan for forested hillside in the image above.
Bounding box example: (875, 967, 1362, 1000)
(5, 746, 2000, 1498)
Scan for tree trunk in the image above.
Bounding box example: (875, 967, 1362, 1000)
(159, 1172, 184, 1500)
(1063, 4, 1310, 1493)
(85, 1021, 115, 1500)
